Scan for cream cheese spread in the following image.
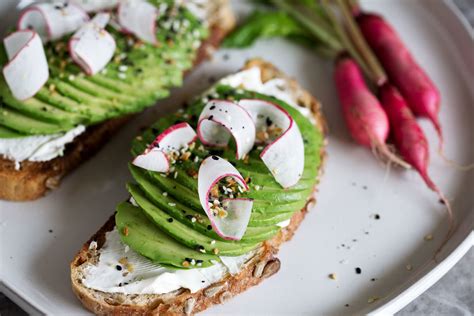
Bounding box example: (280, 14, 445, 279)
(82, 68, 307, 295)
(219, 67, 315, 123)
(82, 229, 256, 295)
(0, 125, 85, 169)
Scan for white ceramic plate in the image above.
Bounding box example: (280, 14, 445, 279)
(0, 0, 473, 315)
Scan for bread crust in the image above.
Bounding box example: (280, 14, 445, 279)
(70, 58, 328, 315)
(0, 0, 235, 201)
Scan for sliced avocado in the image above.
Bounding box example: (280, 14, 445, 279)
(128, 184, 260, 256)
(130, 164, 279, 243)
(0, 125, 26, 138)
(116, 202, 218, 268)
(0, 107, 69, 134)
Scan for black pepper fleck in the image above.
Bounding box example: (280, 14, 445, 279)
(210, 105, 216, 110)
(266, 117, 273, 126)
(212, 155, 219, 160)
(207, 225, 212, 230)
(374, 214, 380, 220)
(355, 267, 362, 274)
(167, 218, 174, 223)
(116, 265, 123, 271)
(48, 229, 53, 233)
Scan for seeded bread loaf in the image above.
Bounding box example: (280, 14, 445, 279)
(70, 59, 328, 315)
(0, 0, 235, 201)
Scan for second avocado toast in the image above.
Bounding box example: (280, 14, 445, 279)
(0, 0, 234, 201)
(71, 59, 327, 315)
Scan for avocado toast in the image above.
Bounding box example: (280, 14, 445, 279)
(0, 0, 235, 201)
(71, 59, 327, 315)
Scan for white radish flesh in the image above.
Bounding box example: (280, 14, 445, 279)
(70, 0, 119, 12)
(18, 2, 89, 42)
(118, 0, 158, 44)
(69, 13, 116, 75)
(198, 155, 253, 240)
(2, 30, 49, 100)
(239, 99, 304, 188)
(132, 123, 197, 173)
(197, 100, 256, 160)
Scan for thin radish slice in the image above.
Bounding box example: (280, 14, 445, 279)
(18, 2, 89, 42)
(118, 0, 158, 44)
(70, 0, 119, 12)
(2, 30, 49, 100)
(69, 13, 116, 75)
(132, 122, 197, 173)
(198, 155, 253, 240)
(239, 99, 304, 188)
(197, 100, 256, 160)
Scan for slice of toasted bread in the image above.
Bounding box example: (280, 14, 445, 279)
(0, 0, 235, 201)
(70, 59, 328, 315)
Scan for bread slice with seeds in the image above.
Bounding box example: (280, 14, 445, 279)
(70, 59, 328, 315)
(0, 0, 235, 201)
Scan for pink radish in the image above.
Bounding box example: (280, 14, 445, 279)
(334, 56, 409, 168)
(380, 83, 454, 243)
(356, 13, 443, 146)
(198, 155, 253, 240)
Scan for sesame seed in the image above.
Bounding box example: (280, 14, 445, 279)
(424, 234, 433, 241)
(328, 273, 337, 280)
(119, 65, 128, 72)
(211, 240, 216, 245)
(162, 192, 168, 196)
(406, 264, 413, 271)
(168, 202, 176, 207)
(118, 73, 127, 80)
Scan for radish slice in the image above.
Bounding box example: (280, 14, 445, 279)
(132, 122, 197, 173)
(2, 30, 49, 100)
(118, 0, 158, 44)
(239, 99, 304, 188)
(70, 0, 119, 12)
(18, 2, 89, 42)
(197, 100, 256, 160)
(198, 155, 253, 240)
(69, 13, 116, 75)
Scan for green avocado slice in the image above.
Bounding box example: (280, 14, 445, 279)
(128, 183, 261, 257)
(116, 202, 218, 269)
(0, 107, 72, 134)
(130, 164, 280, 243)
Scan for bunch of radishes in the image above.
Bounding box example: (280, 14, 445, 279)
(329, 1, 455, 242)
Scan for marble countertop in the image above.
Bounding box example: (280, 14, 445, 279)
(1, 0, 473, 315)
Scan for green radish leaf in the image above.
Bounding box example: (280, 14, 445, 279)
(223, 11, 312, 48)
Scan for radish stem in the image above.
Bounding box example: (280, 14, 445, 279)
(321, 0, 372, 78)
(335, 0, 387, 85)
(271, 0, 343, 52)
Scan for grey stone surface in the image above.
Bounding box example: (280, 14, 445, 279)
(0, 0, 472, 315)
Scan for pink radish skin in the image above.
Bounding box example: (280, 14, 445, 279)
(380, 84, 453, 244)
(357, 13, 443, 145)
(334, 57, 409, 168)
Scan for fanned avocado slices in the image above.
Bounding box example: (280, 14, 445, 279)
(0, 0, 208, 137)
(119, 87, 324, 269)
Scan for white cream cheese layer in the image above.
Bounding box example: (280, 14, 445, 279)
(82, 68, 305, 295)
(82, 229, 255, 295)
(219, 67, 315, 123)
(0, 125, 85, 169)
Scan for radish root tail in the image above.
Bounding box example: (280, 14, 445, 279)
(437, 148, 474, 171)
(373, 141, 411, 169)
(432, 188, 455, 262)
